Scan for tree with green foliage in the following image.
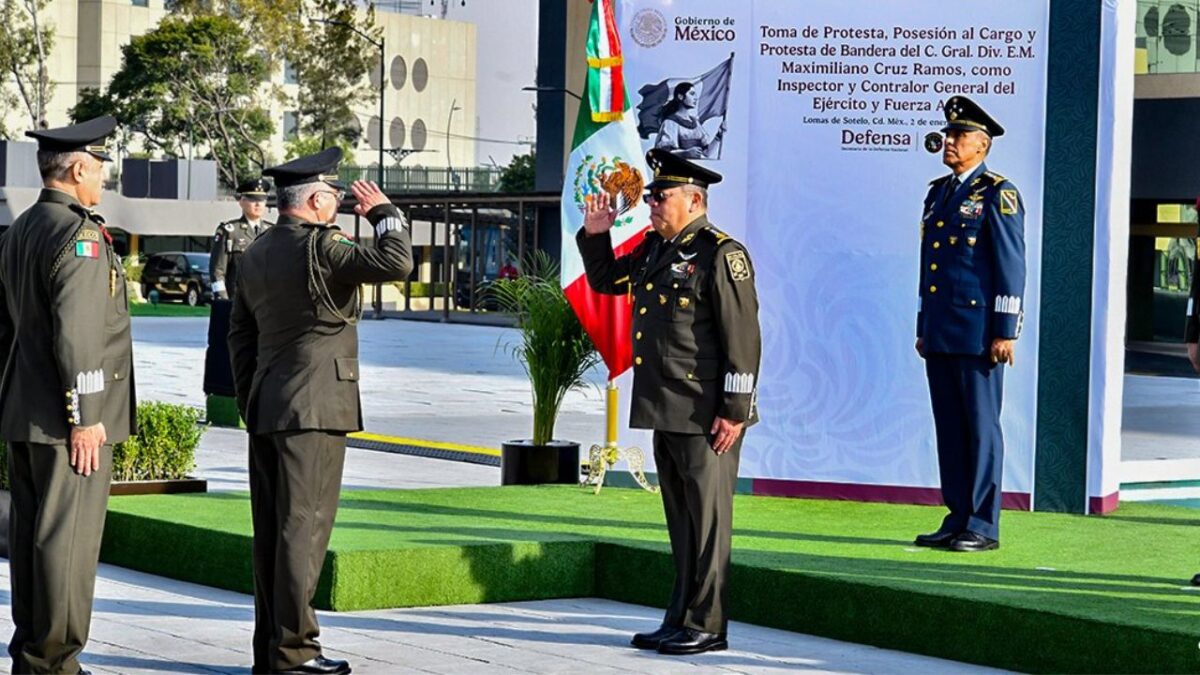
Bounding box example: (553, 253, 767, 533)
(293, 0, 379, 148)
(499, 152, 536, 193)
(71, 14, 273, 188)
(170, 0, 377, 150)
(284, 134, 356, 162)
(0, 0, 55, 134)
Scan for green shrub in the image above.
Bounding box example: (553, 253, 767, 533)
(0, 402, 203, 490)
(114, 402, 204, 482)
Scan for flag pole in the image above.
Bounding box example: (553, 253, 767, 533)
(606, 378, 620, 448)
(716, 51, 735, 160)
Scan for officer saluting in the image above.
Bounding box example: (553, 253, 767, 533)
(210, 178, 273, 300)
(577, 149, 761, 655)
(228, 148, 412, 675)
(915, 96, 1026, 553)
(0, 116, 136, 674)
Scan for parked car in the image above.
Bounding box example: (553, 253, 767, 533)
(141, 252, 213, 306)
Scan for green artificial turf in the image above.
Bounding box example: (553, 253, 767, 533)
(102, 486, 1200, 673)
(129, 302, 211, 317)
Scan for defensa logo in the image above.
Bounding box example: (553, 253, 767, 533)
(630, 9, 667, 48)
(841, 129, 913, 151)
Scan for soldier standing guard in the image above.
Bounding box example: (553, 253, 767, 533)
(914, 96, 1026, 553)
(0, 115, 136, 675)
(577, 149, 761, 656)
(228, 148, 412, 675)
(210, 178, 273, 300)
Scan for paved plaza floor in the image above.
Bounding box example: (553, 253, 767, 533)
(0, 316, 1015, 673)
(0, 563, 1000, 674)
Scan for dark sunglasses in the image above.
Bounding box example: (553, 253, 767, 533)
(642, 189, 675, 205)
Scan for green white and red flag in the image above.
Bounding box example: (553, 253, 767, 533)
(561, 0, 651, 379)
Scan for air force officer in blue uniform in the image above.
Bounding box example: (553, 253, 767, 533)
(914, 96, 1025, 553)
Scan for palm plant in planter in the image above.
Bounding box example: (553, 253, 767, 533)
(491, 251, 600, 485)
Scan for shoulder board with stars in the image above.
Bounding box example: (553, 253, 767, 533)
(984, 171, 1007, 185)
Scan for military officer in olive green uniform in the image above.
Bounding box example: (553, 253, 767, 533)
(577, 149, 761, 656)
(211, 178, 273, 300)
(229, 148, 412, 675)
(0, 116, 136, 675)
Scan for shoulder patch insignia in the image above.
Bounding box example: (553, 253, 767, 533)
(1000, 189, 1019, 215)
(76, 229, 100, 243)
(330, 232, 355, 247)
(222, 223, 235, 232)
(725, 249, 751, 282)
(75, 241, 99, 259)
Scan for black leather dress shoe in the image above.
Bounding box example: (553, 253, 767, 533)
(277, 656, 352, 674)
(657, 628, 728, 655)
(950, 532, 999, 552)
(631, 624, 682, 649)
(1190, 572, 1200, 586)
(913, 529, 959, 548)
(78, 669, 92, 675)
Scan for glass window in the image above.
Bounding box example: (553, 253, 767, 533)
(146, 255, 180, 275)
(131, 0, 149, 6)
(283, 111, 299, 139)
(284, 60, 299, 85)
(1137, 1, 1200, 74)
(185, 253, 210, 270)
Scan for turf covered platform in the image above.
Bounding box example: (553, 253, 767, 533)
(101, 486, 1200, 673)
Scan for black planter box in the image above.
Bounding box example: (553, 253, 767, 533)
(500, 440, 580, 485)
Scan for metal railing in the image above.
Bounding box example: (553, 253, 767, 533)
(339, 165, 504, 193)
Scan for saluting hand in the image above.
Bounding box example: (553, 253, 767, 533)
(350, 180, 391, 217)
(991, 338, 1016, 367)
(583, 192, 618, 235)
(69, 422, 106, 477)
(710, 416, 744, 455)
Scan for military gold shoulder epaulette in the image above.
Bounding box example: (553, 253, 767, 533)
(984, 171, 1006, 185)
(701, 225, 733, 245)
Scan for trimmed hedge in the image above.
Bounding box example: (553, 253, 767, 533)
(114, 402, 204, 481)
(0, 402, 204, 489)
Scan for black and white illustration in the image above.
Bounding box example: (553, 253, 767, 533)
(635, 54, 734, 160)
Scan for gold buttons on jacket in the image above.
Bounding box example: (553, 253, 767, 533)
(930, 286, 937, 293)
(636, 331, 643, 340)
(933, 242, 941, 249)
(645, 282, 653, 291)
(679, 297, 690, 308)
(687, 373, 695, 380)
(635, 356, 643, 365)
(639, 307, 646, 315)
(930, 264, 938, 271)
(936, 221, 944, 228)
(971, 300, 977, 306)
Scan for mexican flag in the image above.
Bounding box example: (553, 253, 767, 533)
(561, 0, 652, 380)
